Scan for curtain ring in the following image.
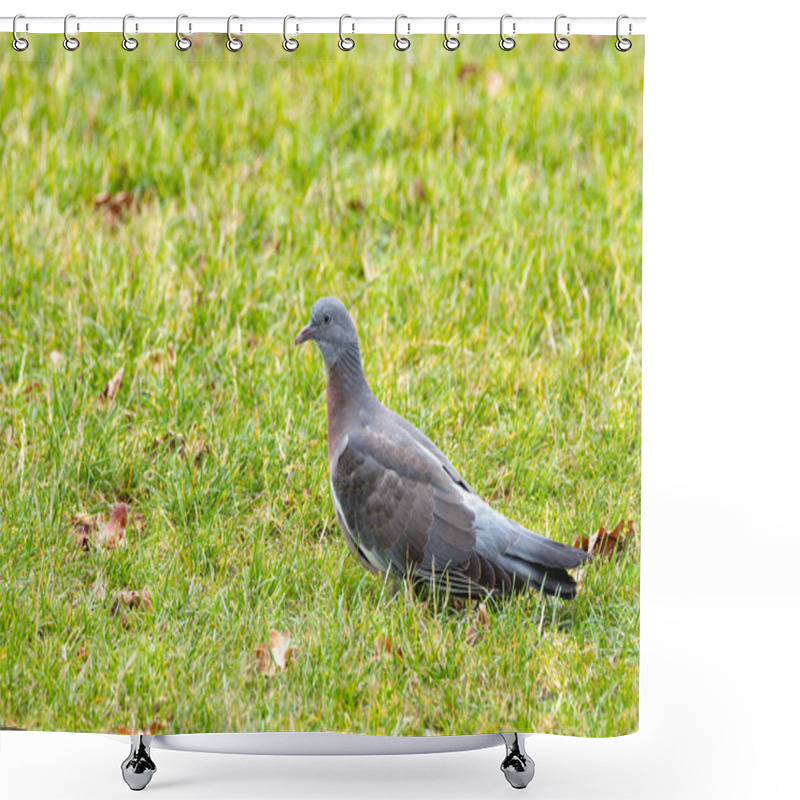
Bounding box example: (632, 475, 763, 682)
(499, 14, 515, 51)
(338, 14, 355, 51)
(175, 14, 192, 51)
(443, 14, 460, 51)
(12, 14, 29, 51)
(553, 14, 570, 51)
(283, 15, 299, 51)
(615, 15, 632, 52)
(63, 13, 80, 51)
(394, 15, 410, 51)
(122, 14, 138, 51)
(227, 15, 243, 51)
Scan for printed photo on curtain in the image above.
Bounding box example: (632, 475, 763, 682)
(0, 15, 643, 791)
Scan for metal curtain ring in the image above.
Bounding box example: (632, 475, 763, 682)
(227, 15, 243, 51)
(616, 14, 632, 51)
(12, 14, 29, 51)
(122, 14, 138, 51)
(63, 13, 80, 51)
(499, 14, 515, 51)
(443, 14, 460, 51)
(394, 14, 410, 51)
(175, 14, 192, 51)
(553, 14, 570, 51)
(283, 15, 299, 51)
(338, 14, 355, 51)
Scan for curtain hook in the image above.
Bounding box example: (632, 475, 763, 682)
(227, 15, 243, 51)
(615, 15, 632, 52)
(122, 14, 138, 51)
(175, 14, 192, 51)
(443, 14, 460, 51)
(553, 14, 570, 51)
(499, 14, 515, 51)
(394, 14, 410, 51)
(338, 14, 355, 51)
(283, 15, 299, 51)
(12, 14, 29, 51)
(63, 13, 80, 51)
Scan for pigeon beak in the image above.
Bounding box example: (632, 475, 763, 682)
(294, 324, 314, 346)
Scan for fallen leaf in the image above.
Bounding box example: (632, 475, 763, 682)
(268, 629, 296, 671)
(167, 341, 176, 367)
(112, 589, 152, 615)
(373, 634, 403, 662)
(411, 177, 427, 203)
(71, 513, 102, 551)
(457, 63, 479, 82)
(487, 71, 504, 98)
(98, 503, 130, 549)
(102, 366, 125, 407)
(255, 643, 272, 675)
(573, 520, 633, 559)
(93, 191, 136, 227)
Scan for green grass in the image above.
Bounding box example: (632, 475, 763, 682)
(0, 34, 642, 737)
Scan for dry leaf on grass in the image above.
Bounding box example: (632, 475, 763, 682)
(373, 635, 403, 663)
(486, 71, 504, 98)
(255, 630, 297, 674)
(102, 365, 125, 407)
(71, 503, 144, 552)
(457, 63, 479, 82)
(573, 520, 633, 559)
(466, 602, 491, 646)
(167, 341, 176, 367)
(268, 629, 296, 671)
(112, 589, 153, 616)
(97, 503, 130, 549)
(93, 191, 136, 227)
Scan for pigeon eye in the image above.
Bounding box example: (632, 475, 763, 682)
(323, 314, 332, 325)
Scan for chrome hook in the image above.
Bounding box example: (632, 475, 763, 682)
(227, 15, 243, 51)
(175, 14, 192, 51)
(283, 15, 299, 52)
(443, 14, 460, 51)
(499, 14, 515, 51)
(394, 14, 410, 51)
(122, 14, 138, 51)
(553, 14, 570, 51)
(63, 13, 80, 51)
(338, 14, 355, 51)
(12, 14, 29, 51)
(615, 15, 632, 52)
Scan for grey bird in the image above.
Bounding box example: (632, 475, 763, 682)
(295, 297, 590, 599)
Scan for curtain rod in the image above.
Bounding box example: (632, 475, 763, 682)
(1, 16, 646, 37)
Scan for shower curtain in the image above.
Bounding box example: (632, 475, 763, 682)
(0, 29, 642, 740)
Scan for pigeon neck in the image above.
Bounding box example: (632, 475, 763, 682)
(325, 343, 372, 400)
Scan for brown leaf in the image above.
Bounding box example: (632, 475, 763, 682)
(457, 63, 479, 82)
(98, 503, 129, 550)
(465, 626, 480, 646)
(102, 366, 125, 407)
(476, 602, 490, 629)
(411, 177, 427, 203)
(573, 520, 633, 559)
(373, 635, 403, 662)
(94, 191, 136, 227)
(486, 71, 504, 98)
(71, 513, 102, 551)
(255, 642, 272, 675)
(268, 629, 296, 671)
(167, 341, 176, 367)
(112, 589, 152, 615)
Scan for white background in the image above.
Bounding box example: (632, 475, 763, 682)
(2, 1, 799, 798)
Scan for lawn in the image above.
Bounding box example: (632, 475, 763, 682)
(0, 33, 642, 737)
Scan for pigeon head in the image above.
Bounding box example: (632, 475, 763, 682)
(294, 297, 360, 369)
